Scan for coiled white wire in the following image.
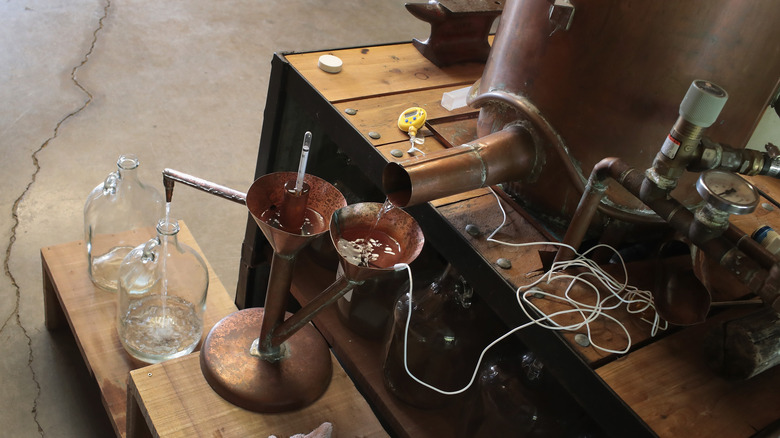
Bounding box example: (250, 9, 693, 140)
(396, 188, 666, 396)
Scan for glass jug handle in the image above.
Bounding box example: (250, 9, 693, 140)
(102, 171, 120, 196)
(140, 237, 160, 263)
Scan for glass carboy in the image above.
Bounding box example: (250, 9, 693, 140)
(382, 265, 502, 409)
(117, 217, 208, 364)
(84, 154, 164, 292)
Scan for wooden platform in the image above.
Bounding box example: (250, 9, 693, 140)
(42, 221, 385, 437)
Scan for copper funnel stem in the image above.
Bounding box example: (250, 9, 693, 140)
(383, 124, 538, 207)
(163, 168, 247, 205)
(257, 251, 295, 358)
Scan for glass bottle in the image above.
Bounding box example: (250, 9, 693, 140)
(116, 217, 208, 364)
(84, 154, 164, 292)
(462, 344, 604, 438)
(382, 264, 502, 409)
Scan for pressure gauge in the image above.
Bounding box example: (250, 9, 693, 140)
(696, 170, 759, 215)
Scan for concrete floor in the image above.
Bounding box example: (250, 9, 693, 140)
(4, 1, 780, 437)
(1, 1, 427, 436)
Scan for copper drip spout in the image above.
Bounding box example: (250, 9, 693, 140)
(383, 124, 538, 207)
(163, 168, 247, 205)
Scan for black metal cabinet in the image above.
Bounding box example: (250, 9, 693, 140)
(238, 50, 656, 438)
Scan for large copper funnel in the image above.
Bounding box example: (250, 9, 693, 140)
(468, 0, 780, 224)
(163, 169, 350, 412)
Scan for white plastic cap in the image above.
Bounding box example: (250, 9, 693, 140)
(318, 55, 343, 74)
(679, 80, 729, 128)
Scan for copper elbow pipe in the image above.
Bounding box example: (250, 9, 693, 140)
(383, 124, 538, 207)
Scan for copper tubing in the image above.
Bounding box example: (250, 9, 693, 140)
(556, 158, 644, 262)
(383, 124, 537, 207)
(559, 157, 779, 309)
(724, 225, 777, 270)
(163, 168, 247, 205)
(271, 275, 359, 347)
(257, 251, 295, 358)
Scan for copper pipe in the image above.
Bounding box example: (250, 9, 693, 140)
(724, 225, 778, 270)
(257, 251, 294, 359)
(163, 168, 247, 205)
(383, 124, 538, 207)
(560, 158, 780, 310)
(556, 158, 643, 262)
(271, 275, 361, 347)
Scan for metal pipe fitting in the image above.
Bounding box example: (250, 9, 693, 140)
(162, 168, 247, 205)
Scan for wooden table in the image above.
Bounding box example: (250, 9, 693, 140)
(240, 42, 780, 437)
(42, 221, 385, 437)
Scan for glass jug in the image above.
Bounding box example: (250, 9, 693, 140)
(116, 217, 208, 364)
(84, 154, 164, 292)
(382, 265, 502, 409)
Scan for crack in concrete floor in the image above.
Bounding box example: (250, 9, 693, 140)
(1, 1, 111, 436)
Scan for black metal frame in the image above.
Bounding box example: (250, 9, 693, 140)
(238, 49, 658, 438)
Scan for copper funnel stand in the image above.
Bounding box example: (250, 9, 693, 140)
(163, 169, 346, 412)
(162, 171, 426, 413)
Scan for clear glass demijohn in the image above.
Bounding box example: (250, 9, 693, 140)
(84, 154, 164, 292)
(117, 217, 209, 364)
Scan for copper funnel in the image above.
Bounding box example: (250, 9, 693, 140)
(270, 202, 425, 346)
(330, 202, 425, 279)
(246, 172, 346, 256)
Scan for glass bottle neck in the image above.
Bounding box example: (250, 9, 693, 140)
(116, 154, 141, 181)
(156, 218, 180, 240)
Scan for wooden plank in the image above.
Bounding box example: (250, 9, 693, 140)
(129, 352, 387, 438)
(597, 309, 780, 438)
(286, 43, 485, 103)
(334, 85, 479, 147)
(436, 194, 664, 366)
(41, 221, 237, 438)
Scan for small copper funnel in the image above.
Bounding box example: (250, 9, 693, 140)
(269, 202, 425, 347)
(331, 202, 425, 280)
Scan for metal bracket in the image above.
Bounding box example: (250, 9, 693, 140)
(549, 0, 575, 35)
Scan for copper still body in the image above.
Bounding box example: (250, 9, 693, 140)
(388, 0, 780, 234)
(474, 0, 780, 227)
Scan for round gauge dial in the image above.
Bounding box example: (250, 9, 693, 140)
(696, 170, 759, 215)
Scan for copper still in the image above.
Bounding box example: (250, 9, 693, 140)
(387, 0, 780, 234)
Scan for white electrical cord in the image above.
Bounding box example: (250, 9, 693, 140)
(395, 188, 666, 396)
